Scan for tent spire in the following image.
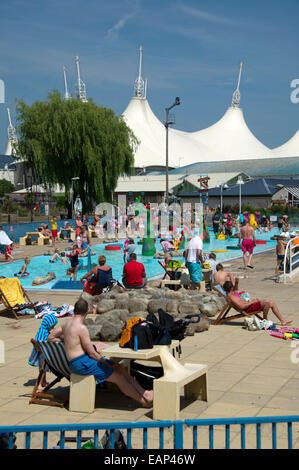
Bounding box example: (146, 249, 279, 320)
(75, 56, 87, 102)
(63, 65, 71, 100)
(231, 61, 243, 108)
(6, 107, 17, 155)
(134, 45, 146, 98)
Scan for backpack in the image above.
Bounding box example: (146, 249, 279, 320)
(119, 316, 144, 348)
(119, 316, 153, 349)
(145, 314, 172, 346)
(129, 321, 153, 349)
(154, 309, 200, 342)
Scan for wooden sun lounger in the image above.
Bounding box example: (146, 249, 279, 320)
(212, 286, 263, 325)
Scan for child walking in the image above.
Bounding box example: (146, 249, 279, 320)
(28, 313, 58, 391)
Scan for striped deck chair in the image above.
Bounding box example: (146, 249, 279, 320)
(212, 286, 263, 325)
(29, 339, 71, 408)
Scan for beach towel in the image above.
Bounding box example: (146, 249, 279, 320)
(266, 326, 299, 340)
(0, 278, 25, 307)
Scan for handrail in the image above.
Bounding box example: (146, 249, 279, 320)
(1, 415, 299, 449)
(282, 236, 299, 282)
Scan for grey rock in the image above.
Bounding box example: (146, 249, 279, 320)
(147, 299, 168, 314)
(178, 301, 200, 315)
(194, 315, 210, 332)
(198, 301, 218, 317)
(165, 290, 185, 300)
(128, 298, 149, 313)
(97, 299, 115, 314)
(32, 272, 56, 286)
(166, 300, 179, 314)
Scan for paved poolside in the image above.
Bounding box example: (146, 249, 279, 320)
(1, 240, 299, 448)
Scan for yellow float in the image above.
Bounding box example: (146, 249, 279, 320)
(249, 213, 258, 229)
(211, 249, 228, 253)
(217, 234, 226, 240)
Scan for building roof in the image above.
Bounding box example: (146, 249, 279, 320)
(114, 172, 242, 193)
(0, 155, 16, 171)
(192, 106, 274, 161)
(170, 156, 299, 177)
(178, 177, 299, 198)
(272, 130, 299, 157)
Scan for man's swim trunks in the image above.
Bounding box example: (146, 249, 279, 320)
(241, 239, 254, 253)
(69, 354, 114, 383)
(245, 301, 262, 314)
(186, 262, 202, 283)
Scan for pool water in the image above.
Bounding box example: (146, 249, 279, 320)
(1, 228, 284, 290)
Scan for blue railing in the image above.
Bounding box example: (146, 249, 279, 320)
(1, 415, 299, 449)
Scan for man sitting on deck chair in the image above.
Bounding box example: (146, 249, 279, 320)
(47, 298, 153, 408)
(222, 281, 292, 326)
(213, 264, 239, 295)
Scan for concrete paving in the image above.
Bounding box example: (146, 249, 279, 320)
(1, 239, 299, 449)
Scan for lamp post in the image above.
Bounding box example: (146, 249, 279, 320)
(165, 97, 180, 206)
(217, 183, 228, 214)
(71, 177, 79, 220)
(237, 176, 244, 215)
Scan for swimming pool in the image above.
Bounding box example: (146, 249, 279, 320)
(1, 228, 283, 290)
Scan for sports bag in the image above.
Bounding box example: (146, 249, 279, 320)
(119, 316, 144, 348)
(119, 316, 153, 349)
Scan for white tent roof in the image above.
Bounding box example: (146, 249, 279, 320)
(122, 97, 218, 168)
(191, 106, 274, 161)
(122, 97, 276, 169)
(272, 130, 299, 157)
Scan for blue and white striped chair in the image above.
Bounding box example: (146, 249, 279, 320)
(29, 339, 96, 412)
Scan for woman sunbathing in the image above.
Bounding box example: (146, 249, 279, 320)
(223, 281, 292, 326)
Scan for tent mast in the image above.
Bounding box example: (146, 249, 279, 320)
(63, 65, 71, 100)
(134, 45, 146, 98)
(75, 55, 87, 102)
(231, 61, 243, 108)
(6, 107, 17, 154)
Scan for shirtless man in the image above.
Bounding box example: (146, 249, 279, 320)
(238, 221, 256, 270)
(213, 263, 239, 295)
(47, 298, 153, 408)
(223, 280, 292, 326)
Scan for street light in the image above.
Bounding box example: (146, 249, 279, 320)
(71, 177, 80, 220)
(217, 183, 229, 214)
(165, 97, 180, 206)
(237, 176, 244, 215)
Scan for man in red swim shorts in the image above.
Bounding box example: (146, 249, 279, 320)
(223, 281, 292, 326)
(238, 221, 256, 270)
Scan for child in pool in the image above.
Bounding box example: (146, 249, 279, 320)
(49, 249, 61, 263)
(28, 313, 58, 391)
(18, 257, 30, 276)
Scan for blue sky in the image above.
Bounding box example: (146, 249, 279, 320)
(0, 0, 298, 154)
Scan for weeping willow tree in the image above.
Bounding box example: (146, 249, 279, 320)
(15, 90, 138, 214)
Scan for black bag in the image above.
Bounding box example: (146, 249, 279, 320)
(129, 321, 153, 349)
(156, 309, 201, 342)
(100, 429, 127, 450)
(146, 312, 172, 346)
(130, 361, 164, 390)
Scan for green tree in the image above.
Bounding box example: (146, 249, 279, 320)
(0, 179, 15, 198)
(15, 91, 138, 214)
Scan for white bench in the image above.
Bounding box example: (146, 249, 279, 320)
(152, 347, 208, 420)
(102, 344, 208, 421)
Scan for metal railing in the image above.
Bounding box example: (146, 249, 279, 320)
(1, 415, 299, 449)
(280, 235, 299, 283)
